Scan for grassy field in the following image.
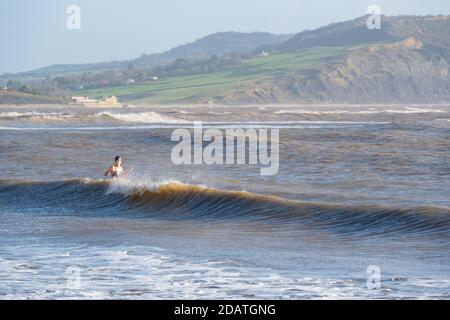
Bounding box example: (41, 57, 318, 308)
(77, 47, 345, 104)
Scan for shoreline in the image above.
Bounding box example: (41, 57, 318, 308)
(1, 103, 450, 109)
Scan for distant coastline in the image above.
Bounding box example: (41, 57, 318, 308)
(2, 15, 450, 106)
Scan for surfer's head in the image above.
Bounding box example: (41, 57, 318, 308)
(114, 155, 122, 165)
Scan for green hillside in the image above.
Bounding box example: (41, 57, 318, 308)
(78, 47, 344, 104)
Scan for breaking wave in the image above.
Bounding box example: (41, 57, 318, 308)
(0, 111, 184, 125)
(273, 107, 446, 115)
(0, 178, 449, 239)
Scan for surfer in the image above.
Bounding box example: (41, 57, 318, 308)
(104, 155, 132, 178)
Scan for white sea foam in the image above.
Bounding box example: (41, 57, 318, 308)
(273, 107, 446, 115)
(100, 111, 185, 124)
(1, 244, 449, 299)
(0, 111, 65, 119)
(0, 111, 185, 124)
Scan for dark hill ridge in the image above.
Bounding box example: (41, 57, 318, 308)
(264, 15, 450, 52)
(9, 32, 292, 79)
(387, 15, 450, 48)
(266, 16, 394, 52)
(132, 32, 292, 69)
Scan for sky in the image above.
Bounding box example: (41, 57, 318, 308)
(1, 0, 449, 74)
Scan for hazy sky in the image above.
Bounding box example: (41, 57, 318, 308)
(1, 0, 449, 74)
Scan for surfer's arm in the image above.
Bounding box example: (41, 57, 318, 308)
(104, 166, 112, 177)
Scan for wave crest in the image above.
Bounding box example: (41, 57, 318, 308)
(100, 112, 184, 124)
(0, 178, 449, 238)
(0, 111, 184, 124)
(273, 107, 446, 115)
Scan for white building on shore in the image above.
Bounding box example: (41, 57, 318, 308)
(71, 96, 119, 106)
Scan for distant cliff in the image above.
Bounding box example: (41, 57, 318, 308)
(209, 15, 450, 104)
(0, 89, 68, 105)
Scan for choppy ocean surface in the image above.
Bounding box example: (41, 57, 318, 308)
(0, 104, 449, 299)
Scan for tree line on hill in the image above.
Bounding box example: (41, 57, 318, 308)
(4, 53, 248, 96)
